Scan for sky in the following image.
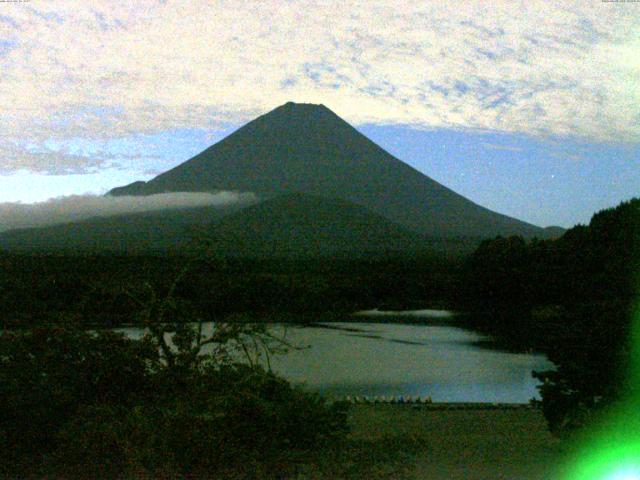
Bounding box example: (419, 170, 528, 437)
(0, 0, 638, 228)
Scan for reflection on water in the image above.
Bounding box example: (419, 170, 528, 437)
(117, 315, 554, 403)
(267, 322, 553, 403)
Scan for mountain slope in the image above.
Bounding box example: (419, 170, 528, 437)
(109, 102, 547, 239)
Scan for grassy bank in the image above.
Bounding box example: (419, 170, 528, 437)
(298, 405, 566, 479)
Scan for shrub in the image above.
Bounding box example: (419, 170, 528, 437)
(0, 323, 349, 478)
(0, 324, 156, 473)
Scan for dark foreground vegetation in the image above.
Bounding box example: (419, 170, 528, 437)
(0, 321, 349, 478)
(0, 198, 638, 477)
(461, 198, 640, 434)
(0, 322, 564, 479)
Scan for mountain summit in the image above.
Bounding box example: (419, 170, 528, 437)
(111, 101, 543, 238)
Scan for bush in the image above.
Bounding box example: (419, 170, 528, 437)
(0, 325, 156, 472)
(49, 365, 348, 478)
(0, 324, 349, 478)
(163, 365, 347, 477)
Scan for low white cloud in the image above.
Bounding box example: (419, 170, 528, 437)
(0, 0, 638, 174)
(0, 191, 256, 232)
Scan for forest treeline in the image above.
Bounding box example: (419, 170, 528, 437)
(460, 198, 640, 433)
(462, 198, 638, 314)
(0, 253, 460, 329)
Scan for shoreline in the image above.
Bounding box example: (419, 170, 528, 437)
(332, 399, 536, 409)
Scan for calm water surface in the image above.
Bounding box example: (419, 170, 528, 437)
(117, 311, 554, 403)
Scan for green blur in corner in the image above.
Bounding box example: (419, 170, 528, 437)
(560, 303, 640, 480)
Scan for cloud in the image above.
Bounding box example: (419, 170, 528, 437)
(482, 143, 524, 153)
(550, 152, 585, 162)
(0, 0, 639, 173)
(0, 141, 113, 174)
(0, 191, 256, 232)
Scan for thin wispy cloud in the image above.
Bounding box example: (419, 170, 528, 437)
(482, 143, 524, 153)
(550, 152, 585, 162)
(0, 192, 256, 232)
(0, 1, 638, 174)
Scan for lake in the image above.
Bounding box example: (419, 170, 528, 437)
(117, 310, 554, 403)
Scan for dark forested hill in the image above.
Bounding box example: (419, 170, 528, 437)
(0, 204, 243, 254)
(204, 193, 475, 258)
(0, 193, 476, 257)
(462, 197, 640, 313)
